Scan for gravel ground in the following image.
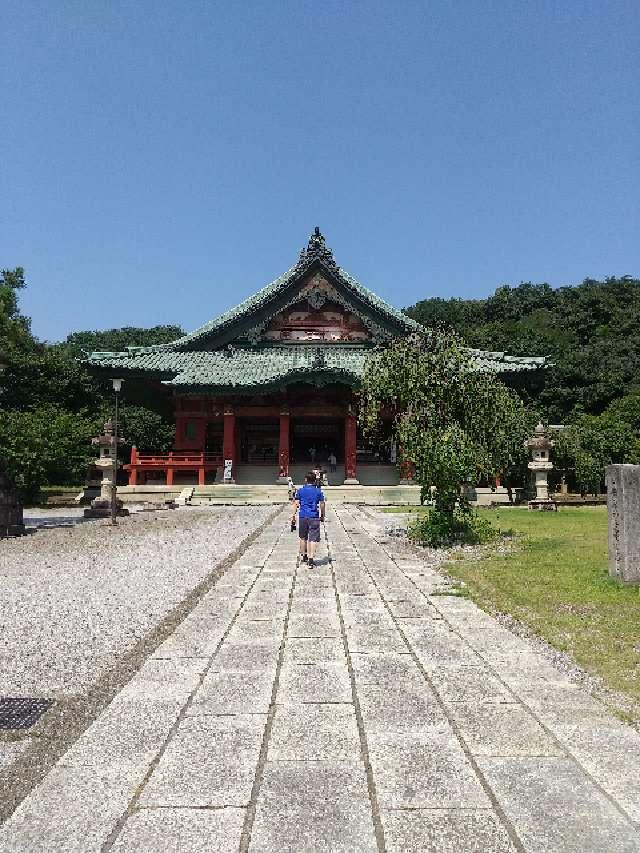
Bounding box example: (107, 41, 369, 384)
(0, 506, 272, 696)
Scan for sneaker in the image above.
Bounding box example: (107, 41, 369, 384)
(308, 558, 314, 568)
(301, 554, 308, 563)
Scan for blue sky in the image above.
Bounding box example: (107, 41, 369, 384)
(2, 0, 638, 342)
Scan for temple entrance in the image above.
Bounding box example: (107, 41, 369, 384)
(239, 418, 279, 464)
(205, 421, 223, 456)
(290, 418, 342, 467)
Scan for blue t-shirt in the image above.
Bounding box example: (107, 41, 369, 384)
(297, 484, 325, 519)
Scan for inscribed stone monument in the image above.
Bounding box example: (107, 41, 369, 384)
(606, 464, 640, 585)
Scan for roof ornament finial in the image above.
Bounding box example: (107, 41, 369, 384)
(295, 226, 338, 273)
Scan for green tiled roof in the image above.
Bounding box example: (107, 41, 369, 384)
(85, 342, 545, 392)
(83, 228, 547, 391)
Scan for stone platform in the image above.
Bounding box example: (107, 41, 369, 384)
(116, 483, 423, 506)
(1, 504, 639, 851)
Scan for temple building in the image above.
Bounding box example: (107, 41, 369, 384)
(86, 228, 545, 488)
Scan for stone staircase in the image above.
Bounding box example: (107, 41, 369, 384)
(117, 483, 421, 506)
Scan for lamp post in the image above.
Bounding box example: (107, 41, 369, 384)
(111, 378, 123, 526)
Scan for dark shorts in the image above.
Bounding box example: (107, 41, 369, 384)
(299, 517, 321, 542)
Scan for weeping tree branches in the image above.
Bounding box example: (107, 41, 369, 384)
(360, 330, 531, 515)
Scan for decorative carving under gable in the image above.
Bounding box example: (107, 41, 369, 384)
(238, 272, 395, 345)
(307, 286, 327, 310)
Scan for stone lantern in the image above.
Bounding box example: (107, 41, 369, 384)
(524, 422, 556, 510)
(84, 419, 129, 518)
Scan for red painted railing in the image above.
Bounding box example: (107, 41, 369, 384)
(124, 446, 222, 486)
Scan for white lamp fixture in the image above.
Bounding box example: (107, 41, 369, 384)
(112, 378, 123, 393)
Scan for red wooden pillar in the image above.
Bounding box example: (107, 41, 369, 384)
(344, 410, 359, 484)
(278, 407, 290, 482)
(128, 445, 138, 486)
(166, 467, 174, 486)
(223, 407, 236, 483)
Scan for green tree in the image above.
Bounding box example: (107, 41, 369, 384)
(0, 267, 36, 356)
(360, 330, 530, 542)
(405, 276, 640, 421)
(118, 404, 174, 454)
(62, 325, 184, 357)
(0, 406, 97, 502)
(556, 394, 640, 494)
(0, 267, 179, 497)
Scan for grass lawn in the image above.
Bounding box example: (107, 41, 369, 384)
(402, 506, 640, 719)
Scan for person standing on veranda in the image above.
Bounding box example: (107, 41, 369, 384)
(292, 471, 325, 567)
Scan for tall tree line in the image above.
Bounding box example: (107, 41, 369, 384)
(406, 276, 640, 421)
(0, 267, 180, 501)
(406, 276, 640, 491)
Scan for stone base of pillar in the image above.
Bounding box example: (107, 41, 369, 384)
(343, 478, 360, 486)
(399, 478, 414, 486)
(277, 475, 290, 484)
(84, 501, 130, 518)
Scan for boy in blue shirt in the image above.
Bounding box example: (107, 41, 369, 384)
(292, 472, 326, 567)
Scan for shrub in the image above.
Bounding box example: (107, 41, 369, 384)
(408, 508, 500, 548)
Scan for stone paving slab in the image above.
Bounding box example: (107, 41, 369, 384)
(281, 636, 344, 663)
(268, 704, 361, 761)
(249, 762, 377, 853)
(2, 504, 640, 852)
(278, 660, 352, 703)
(477, 756, 640, 852)
(368, 729, 491, 809)
(0, 764, 136, 852)
(381, 809, 518, 853)
(110, 807, 247, 853)
(445, 701, 564, 758)
(549, 722, 640, 823)
(58, 696, 182, 772)
(139, 714, 266, 808)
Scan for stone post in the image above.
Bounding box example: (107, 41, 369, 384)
(0, 468, 25, 537)
(606, 464, 640, 585)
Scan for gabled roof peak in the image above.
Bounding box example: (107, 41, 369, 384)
(296, 227, 339, 274)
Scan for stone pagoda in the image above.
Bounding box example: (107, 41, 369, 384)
(84, 419, 129, 518)
(525, 422, 556, 510)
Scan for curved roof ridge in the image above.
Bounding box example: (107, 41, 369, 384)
(168, 265, 298, 349)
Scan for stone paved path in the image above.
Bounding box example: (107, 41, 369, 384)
(1, 505, 640, 852)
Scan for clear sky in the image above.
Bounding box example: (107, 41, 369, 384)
(2, 1, 639, 342)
